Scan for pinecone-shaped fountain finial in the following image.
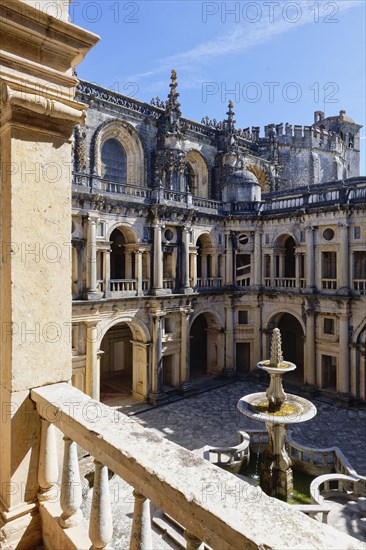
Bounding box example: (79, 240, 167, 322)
(270, 328, 283, 367)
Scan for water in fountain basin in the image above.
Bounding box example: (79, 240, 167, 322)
(243, 453, 314, 504)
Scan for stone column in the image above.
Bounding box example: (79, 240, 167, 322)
(339, 223, 349, 292)
(305, 310, 316, 386)
(338, 314, 350, 394)
(181, 226, 192, 293)
(253, 230, 262, 288)
(306, 225, 315, 290)
(269, 250, 275, 286)
(103, 248, 111, 297)
(295, 253, 300, 289)
(136, 249, 144, 296)
(150, 313, 165, 403)
(224, 304, 235, 376)
(225, 231, 233, 286)
(85, 321, 100, 400)
(153, 224, 164, 295)
(179, 308, 193, 392)
(191, 250, 198, 288)
(86, 214, 100, 298)
(0, 3, 98, 546)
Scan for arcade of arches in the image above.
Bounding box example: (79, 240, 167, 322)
(82, 309, 365, 406)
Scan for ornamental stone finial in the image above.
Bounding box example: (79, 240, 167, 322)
(270, 328, 284, 367)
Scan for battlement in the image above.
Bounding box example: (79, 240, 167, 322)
(257, 122, 357, 152)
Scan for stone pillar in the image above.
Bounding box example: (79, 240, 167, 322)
(87, 215, 98, 291)
(153, 224, 164, 295)
(224, 304, 235, 376)
(295, 253, 301, 288)
(136, 249, 144, 296)
(306, 225, 315, 290)
(305, 311, 316, 386)
(0, 2, 98, 545)
(253, 230, 262, 288)
(103, 248, 111, 297)
(225, 231, 233, 286)
(269, 250, 275, 286)
(338, 314, 350, 394)
(150, 313, 165, 403)
(339, 223, 349, 292)
(191, 250, 198, 288)
(181, 226, 192, 293)
(179, 308, 193, 393)
(86, 321, 100, 400)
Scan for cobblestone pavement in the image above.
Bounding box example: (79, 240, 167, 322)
(134, 380, 366, 476)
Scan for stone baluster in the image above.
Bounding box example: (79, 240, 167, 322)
(38, 419, 58, 501)
(185, 532, 203, 550)
(60, 437, 82, 528)
(89, 460, 113, 549)
(130, 491, 153, 550)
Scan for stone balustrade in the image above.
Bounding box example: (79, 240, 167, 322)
(163, 278, 174, 290)
(310, 474, 366, 508)
(30, 383, 362, 550)
(203, 431, 250, 473)
(353, 279, 366, 294)
(110, 279, 137, 292)
(321, 278, 337, 290)
(274, 277, 297, 288)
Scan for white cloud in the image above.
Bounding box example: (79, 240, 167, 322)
(127, 0, 362, 85)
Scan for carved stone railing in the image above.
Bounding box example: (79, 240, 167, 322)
(97, 280, 104, 293)
(110, 279, 137, 292)
(99, 179, 152, 199)
(192, 196, 221, 211)
(196, 277, 215, 288)
(353, 279, 366, 294)
(321, 279, 337, 290)
(203, 431, 250, 473)
(310, 474, 366, 509)
(163, 189, 187, 203)
(31, 384, 361, 549)
(163, 278, 174, 290)
(274, 277, 296, 288)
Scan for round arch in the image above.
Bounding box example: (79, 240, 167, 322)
(97, 314, 151, 404)
(91, 119, 146, 186)
(98, 314, 151, 347)
(266, 312, 305, 384)
(186, 150, 209, 198)
(107, 222, 140, 244)
(189, 310, 224, 380)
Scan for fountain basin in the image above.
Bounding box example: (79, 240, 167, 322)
(257, 360, 296, 373)
(238, 392, 317, 424)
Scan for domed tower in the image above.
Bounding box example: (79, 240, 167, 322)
(222, 166, 262, 206)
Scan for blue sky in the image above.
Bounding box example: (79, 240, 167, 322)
(72, 0, 366, 172)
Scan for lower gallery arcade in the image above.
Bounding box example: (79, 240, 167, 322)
(71, 295, 366, 405)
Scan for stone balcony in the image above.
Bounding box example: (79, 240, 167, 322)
(31, 383, 362, 550)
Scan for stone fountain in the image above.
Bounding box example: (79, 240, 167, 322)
(237, 328, 317, 500)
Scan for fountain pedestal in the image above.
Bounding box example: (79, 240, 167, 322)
(261, 423, 293, 500)
(237, 328, 317, 501)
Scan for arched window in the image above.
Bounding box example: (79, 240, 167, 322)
(101, 139, 127, 183)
